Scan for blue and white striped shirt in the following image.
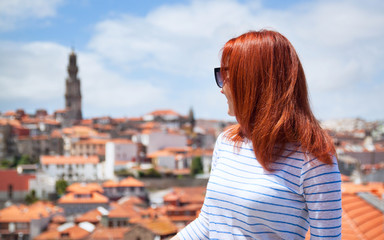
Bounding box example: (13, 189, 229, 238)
(178, 132, 342, 239)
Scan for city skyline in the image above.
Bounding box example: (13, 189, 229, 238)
(0, 0, 383, 121)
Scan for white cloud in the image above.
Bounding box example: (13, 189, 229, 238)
(86, 0, 384, 120)
(0, 0, 63, 31)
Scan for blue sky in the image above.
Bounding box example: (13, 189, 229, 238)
(0, 0, 383, 121)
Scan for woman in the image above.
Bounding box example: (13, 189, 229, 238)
(172, 30, 341, 239)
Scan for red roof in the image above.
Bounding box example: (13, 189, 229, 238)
(147, 109, 180, 116)
(40, 155, 99, 165)
(119, 177, 145, 187)
(0, 169, 35, 191)
(66, 182, 104, 194)
(0, 201, 62, 223)
(89, 226, 130, 240)
(58, 192, 109, 204)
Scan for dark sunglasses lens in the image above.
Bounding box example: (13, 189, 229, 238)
(214, 68, 223, 88)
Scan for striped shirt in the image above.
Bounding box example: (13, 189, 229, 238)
(178, 132, 342, 239)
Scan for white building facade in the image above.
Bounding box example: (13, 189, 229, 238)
(40, 155, 103, 181)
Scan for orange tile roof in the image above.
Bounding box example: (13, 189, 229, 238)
(40, 155, 99, 165)
(140, 216, 178, 236)
(119, 177, 145, 187)
(89, 226, 130, 240)
(164, 187, 206, 205)
(147, 109, 180, 116)
(62, 126, 99, 137)
(34, 225, 91, 240)
(3, 110, 16, 116)
(51, 215, 66, 223)
(75, 138, 108, 145)
(102, 180, 119, 187)
(58, 192, 109, 204)
(50, 129, 63, 138)
(66, 182, 104, 194)
(341, 193, 384, 239)
(127, 117, 143, 121)
(108, 138, 134, 144)
(0, 201, 62, 223)
(108, 203, 141, 219)
(75, 208, 102, 223)
(0, 118, 21, 127)
(147, 149, 175, 158)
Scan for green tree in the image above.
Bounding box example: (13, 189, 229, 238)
(25, 190, 39, 204)
(55, 179, 68, 196)
(191, 156, 203, 176)
(0, 159, 12, 169)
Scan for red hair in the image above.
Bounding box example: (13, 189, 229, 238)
(221, 30, 335, 170)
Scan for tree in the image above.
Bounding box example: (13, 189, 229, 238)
(55, 179, 68, 196)
(191, 156, 203, 176)
(25, 190, 39, 204)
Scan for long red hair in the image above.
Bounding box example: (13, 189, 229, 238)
(221, 30, 335, 170)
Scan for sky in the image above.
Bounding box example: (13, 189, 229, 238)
(0, 0, 383, 121)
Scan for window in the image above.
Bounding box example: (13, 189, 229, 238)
(8, 184, 13, 199)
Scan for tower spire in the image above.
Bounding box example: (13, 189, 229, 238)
(64, 50, 82, 126)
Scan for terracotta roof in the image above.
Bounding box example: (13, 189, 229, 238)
(0, 201, 62, 223)
(147, 109, 180, 116)
(119, 177, 145, 187)
(102, 180, 119, 188)
(79, 119, 93, 125)
(147, 149, 175, 158)
(50, 129, 63, 138)
(108, 202, 141, 219)
(108, 138, 134, 144)
(88, 226, 130, 240)
(341, 193, 384, 239)
(75, 208, 102, 223)
(40, 155, 99, 165)
(306, 182, 384, 239)
(58, 192, 109, 204)
(0, 118, 21, 127)
(3, 110, 16, 116)
(66, 182, 104, 194)
(140, 216, 178, 236)
(127, 117, 143, 121)
(0, 169, 35, 191)
(51, 215, 66, 224)
(62, 126, 99, 137)
(34, 225, 91, 240)
(164, 187, 206, 205)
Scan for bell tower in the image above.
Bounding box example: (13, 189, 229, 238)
(64, 51, 82, 125)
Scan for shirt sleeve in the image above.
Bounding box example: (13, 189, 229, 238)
(300, 155, 342, 239)
(177, 133, 224, 239)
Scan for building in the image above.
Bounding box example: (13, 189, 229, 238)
(124, 217, 178, 240)
(0, 169, 35, 203)
(102, 177, 147, 201)
(71, 138, 108, 160)
(57, 183, 109, 216)
(105, 139, 138, 179)
(0, 201, 63, 240)
(63, 51, 83, 127)
(134, 129, 187, 156)
(34, 222, 94, 240)
(40, 155, 103, 181)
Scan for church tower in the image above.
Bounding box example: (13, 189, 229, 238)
(64, 51, 82, 125)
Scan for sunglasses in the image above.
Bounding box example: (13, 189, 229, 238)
(214, 67, 224, 88)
